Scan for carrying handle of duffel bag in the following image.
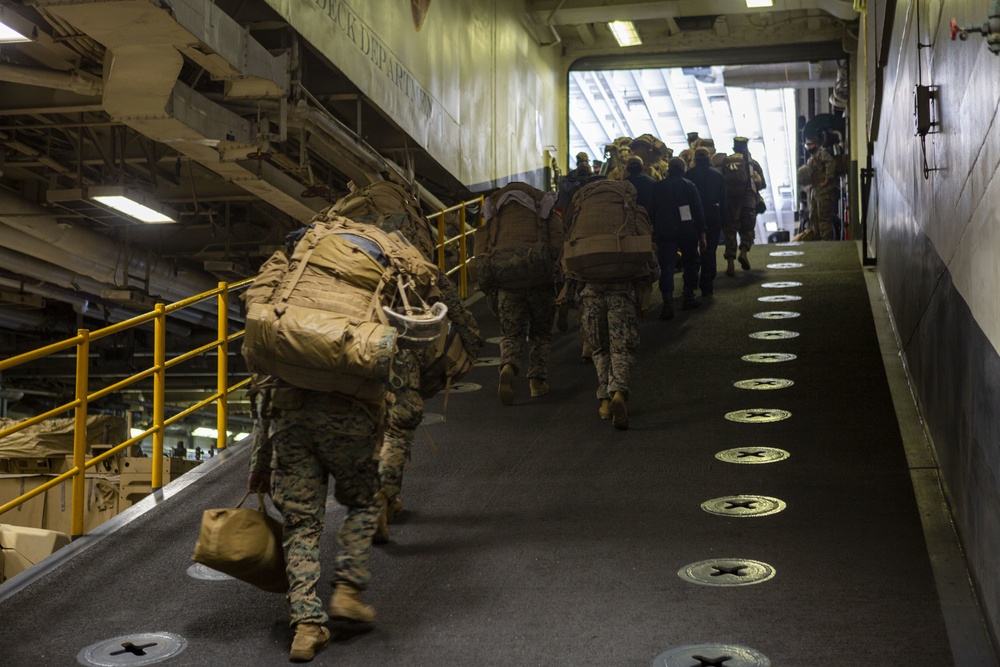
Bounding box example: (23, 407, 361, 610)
(235, 491, 268, 512)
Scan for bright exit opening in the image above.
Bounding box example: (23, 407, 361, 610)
(567, 62, 847, 243)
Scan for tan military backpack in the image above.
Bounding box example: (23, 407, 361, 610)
(561, 180, 654, 282)
(326, 180, 436, 262)
(242, 215, 443, 404)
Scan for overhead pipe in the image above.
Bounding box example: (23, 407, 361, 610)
(0, 63, 103, 96)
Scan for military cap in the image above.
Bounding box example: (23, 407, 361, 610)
(733, 136, 749, 146)
(575, 152, 590, 164)
(687, 131, 700, 141)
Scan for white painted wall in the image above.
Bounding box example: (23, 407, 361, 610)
(263, 0, 564, 187)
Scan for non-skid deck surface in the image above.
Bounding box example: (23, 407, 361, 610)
(0, 241, 953, 666)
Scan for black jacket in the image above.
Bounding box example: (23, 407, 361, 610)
(624, 172, 657, 215)
(647, 174, 705, 240)
(684, 163, 727, 230)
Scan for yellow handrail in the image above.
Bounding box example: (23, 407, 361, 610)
(0, 201, 482, 539)
(426, 195, 484, 298)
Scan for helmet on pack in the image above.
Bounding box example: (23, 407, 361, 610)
(383, 301, 448, 349)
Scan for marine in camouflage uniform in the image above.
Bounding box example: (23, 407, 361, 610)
(579, 282, 640, 430)
(723, 137, 766, 273)
(248, 386, 382, 631)
(805, 136, 837, 240)
(497, 284, 556, 386)
(376, 272, 482, 540)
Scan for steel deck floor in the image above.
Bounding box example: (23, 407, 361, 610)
(0, 242, 972, 666)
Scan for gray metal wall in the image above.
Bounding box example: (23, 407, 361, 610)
(871, 0, 1000, 645)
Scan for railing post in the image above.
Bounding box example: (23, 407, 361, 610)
(70, 329, 90, 539)
(152, 303, 166, 491)
(458, 204, 468, 299)
(217, 282, 229, 451)
(436, 214, 446, 270)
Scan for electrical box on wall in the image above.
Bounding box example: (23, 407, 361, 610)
(914, 85, 936, 136)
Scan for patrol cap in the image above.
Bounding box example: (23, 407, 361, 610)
(575, 152, 590, 164)
(694, 147, 711, 160)
(733, 136, 749, 147)
(687, 131, 700, 141)
(626, 156, 643, 169)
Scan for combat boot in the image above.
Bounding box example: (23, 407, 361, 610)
(289, 623, 330, 663)
(738, 249, 751, 271)
(659, 300, 674, 320)
(581, 340, 593, 363)
(329, 583, 376, 623)
(373, 491, 389, 545)
(610, 391, 629, 430)
(682, 293, 701, 310)
(498, 364, 514, 405)
(529, 378, 549, 397)
(556, 301, 570, 332)
(599, 399, 612, 420)
(726, 258, 736, 276)
(386, 496, 404, 522)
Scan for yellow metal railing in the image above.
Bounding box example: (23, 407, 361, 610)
(0, 280, 253, 538)
(0, 196, 482, 539)
(427, 195, 484, 298)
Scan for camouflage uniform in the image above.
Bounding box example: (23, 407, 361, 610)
(251, 387, 382, 627)
(722, 148, 765, 261)
(579, 282, 639, 400)
(806, 146, 837, 240)
(378, 274, 482, 506)
(497, 286, 555, 381)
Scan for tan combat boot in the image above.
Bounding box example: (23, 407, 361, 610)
(610, 391, 629, 430)
(386, 496, 404, 522)
(289, 623, 330, 663)
(329, 583, 376, 622)
(599, 399, 612, 420)
(529, 378, 549, 397)
(498, 363, 515, 405)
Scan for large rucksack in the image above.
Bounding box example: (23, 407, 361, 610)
(722, 153, 750, 200)
(473, 183, 561, 290)
(561, 180, 653, 282)
(242, 214, 443, 404)
(327, 181, 436, 262)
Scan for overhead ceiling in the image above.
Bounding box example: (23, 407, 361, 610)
(0, 0, 857, 420)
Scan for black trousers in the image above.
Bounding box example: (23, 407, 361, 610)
(656, 231, 700, 300)
(699, 224, 722, 294)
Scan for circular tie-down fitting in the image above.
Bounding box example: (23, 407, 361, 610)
(733, 378, 795, 391)
(77, 632, 187, 667)
(753, 310, 800, 320)
(725, 408, 791, 423)
(715, 447, 790, 464)
(769, 250, 804, 257)
(741, 352, 797, 364)
(475, 356, 502, 367)
(186, 562, 234, 582)
(761, 281, 802, 289)
(701, 494, 787, 518)
(421, 412, 445, 425)
(757, 294, 801, 303)
(652, 643, 772, 667)
(766, 262, 804, 269)
(439, 381, 481, 394)
(486, 335, 503, 345)
(678, 558, 776, 587)
(749, 330, 799, 340)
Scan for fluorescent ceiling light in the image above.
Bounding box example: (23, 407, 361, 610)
(90, 186, 177, 224)
(746, 0, 774, 7)
(608, 21, 642, 47)
(0, 22, 30, 43)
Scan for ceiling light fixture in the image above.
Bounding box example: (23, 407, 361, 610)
(89, 186, 177, 224)
(746, 0, 774, 7)
(0, 8, 34, 43)
(608, 21, 642, 47)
